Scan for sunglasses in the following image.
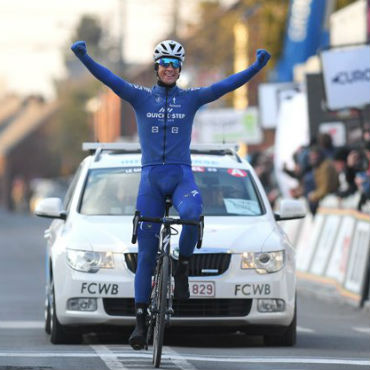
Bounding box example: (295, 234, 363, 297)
(158, 57, 182, 69)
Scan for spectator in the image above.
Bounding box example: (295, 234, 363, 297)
(251, 151, 279, 207)
(307, 146, 339, 215)
(333, 147, 357, 199)
(354, 141, 370, 210)
(283, 145, 316, 213)
(317, 132, 335, 159)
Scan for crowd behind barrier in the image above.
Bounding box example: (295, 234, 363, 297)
(276, 133, 369, 309)
(251, 131, 370, 309)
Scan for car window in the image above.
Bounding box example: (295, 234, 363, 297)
(63, 164, 83, 211)
(80, 168, 141, 215)
(79, 166, 263, 216)
(193, 167, 263, 216)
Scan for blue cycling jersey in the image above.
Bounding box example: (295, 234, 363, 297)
(75, 53, 264, 166)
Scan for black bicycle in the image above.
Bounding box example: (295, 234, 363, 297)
(132, 196, 204, 368)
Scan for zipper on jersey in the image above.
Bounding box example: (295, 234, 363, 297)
(162, 88, 169, 164)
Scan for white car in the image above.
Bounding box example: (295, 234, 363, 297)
(35, 142, 305, 345)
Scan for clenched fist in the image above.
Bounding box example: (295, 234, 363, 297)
(71, 41, 87, 58)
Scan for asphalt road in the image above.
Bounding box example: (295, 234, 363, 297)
(0, 209, 369, 370)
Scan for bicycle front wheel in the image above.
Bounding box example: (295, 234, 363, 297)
(152, 254, 169, 368)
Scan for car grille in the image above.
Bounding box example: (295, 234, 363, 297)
(103, 298, 252, 317)
(124, 253, 231, 276)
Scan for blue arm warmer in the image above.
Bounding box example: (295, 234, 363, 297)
(77, 53, 137, 103)
(197, 62, 261, 106)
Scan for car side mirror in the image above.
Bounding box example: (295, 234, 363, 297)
(34, 197, 67, 220)
(274, 199, 306, 221)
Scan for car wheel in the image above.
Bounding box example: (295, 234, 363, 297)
(49, 281, 81, 344)
(44, 290, 51, 335)
(263, 302, 297, 347)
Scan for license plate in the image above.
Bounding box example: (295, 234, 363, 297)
(189, 281, 215, 297)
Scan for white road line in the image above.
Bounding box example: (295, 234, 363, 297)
(0, 321, 44, 329)
(166, 347, 197, 370)
(0, 352, 369, 366)
(91, 345, 129, 370)
(353, 327, 370, 335)
(297, 326, 315, 333)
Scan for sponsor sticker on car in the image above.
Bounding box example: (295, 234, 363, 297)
(234, 283, 271, 296)
(81, 282, 119, 295)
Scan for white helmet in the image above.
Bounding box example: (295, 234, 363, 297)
(153, 40, 185, 62)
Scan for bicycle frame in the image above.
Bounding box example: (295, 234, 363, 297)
(131, 198, 203, 367)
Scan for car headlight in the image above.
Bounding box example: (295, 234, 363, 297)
(241, 251, 284, 273)
(66, 249, 114, 273)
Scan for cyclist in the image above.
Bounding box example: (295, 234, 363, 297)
(71, 39, 270, 350)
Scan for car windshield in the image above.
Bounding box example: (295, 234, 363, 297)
(79, 166, 263, 216)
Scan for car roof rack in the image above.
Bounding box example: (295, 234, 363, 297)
(82, 142, 241, 162)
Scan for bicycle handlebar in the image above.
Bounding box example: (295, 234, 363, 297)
(131, 211, 204, 249)
(138, 216, 199, 226)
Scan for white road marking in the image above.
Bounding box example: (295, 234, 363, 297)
(90, 345, 129, 370)
(166, 346, 197, 370)
(0, 321, 44, 329)
(0, 351, 369, 367)
(297, 326, 315, 333)
(353, 327, 370, 335)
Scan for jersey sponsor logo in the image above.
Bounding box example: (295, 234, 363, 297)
(147, 112, 165, 119)
(168, 113, 185, 119)
(146, 111, 186, 119)
(132, 84, 150, 92)
(152, 126, 159, 133)
(191, 190, 199, 197)
(171, 127, 179, 134)
(234, 283, 271, 296)
(81, 282, 119, 295)
(159, 107, 173, 113)
(227, 168, 247, 177)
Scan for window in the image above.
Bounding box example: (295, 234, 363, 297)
(80, 168, 141, 215)
(193, 167, 263, 216)
(79, 166, 262, 217)
(63, 164, 83, 212)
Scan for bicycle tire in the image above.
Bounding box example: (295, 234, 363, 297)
(152, 254, 169, 368)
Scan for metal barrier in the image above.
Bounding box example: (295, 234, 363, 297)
(281, 193, 370, 308)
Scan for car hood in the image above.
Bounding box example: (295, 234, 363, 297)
(66, 215, 283, 253)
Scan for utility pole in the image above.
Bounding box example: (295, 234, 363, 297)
(172, 0, 179, 39)
(233, 21, 249, 109)
(118, 0, 126, 72)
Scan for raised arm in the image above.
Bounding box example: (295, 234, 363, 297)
(71, 41, 138, 103)
(197, 49, 271, 106)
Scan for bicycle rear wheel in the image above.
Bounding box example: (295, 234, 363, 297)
(152, 254, 169, 368)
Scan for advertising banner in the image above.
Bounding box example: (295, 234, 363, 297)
(272, 0, 328, 81)
(274, 91, 309, 197)
(326, 216, 356, 284)
(306, 73, 364, 144)
(296, 213, 324, 272)
(193, 107, 262, 145)
(344, 220, 370, 295)
(321, 45, 370, 110)
(310, 215, 341, 276)
(258, 82, 298, 128)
